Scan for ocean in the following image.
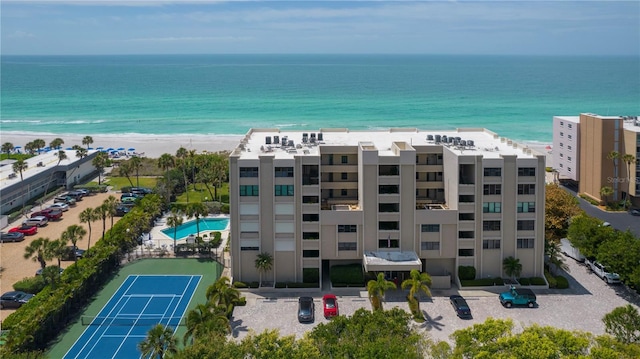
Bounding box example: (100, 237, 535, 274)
(1, 54, 638, 143)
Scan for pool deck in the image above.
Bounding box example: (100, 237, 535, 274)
(142, 214, 230, 255)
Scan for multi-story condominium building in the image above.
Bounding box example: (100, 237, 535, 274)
(0, 150, 98, 215)
(552, 113, 640, 207)
(229, 128, 546, 288)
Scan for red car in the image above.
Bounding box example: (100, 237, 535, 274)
(31, 208, 63, 221)
(322, 294, 339, 319)
(9, 225, 38, 236)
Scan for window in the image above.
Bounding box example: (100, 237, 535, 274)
(560, 153, 563, 158)
(274, 185, 294, 196)
(303, 232, 319, 240)
(421, 224, 440, 232)
(518, 167, 536, 176)
(568, 156, 572, 161)
(459, 213, 474, 221)
(378, 239, 399, 248)
(379, 165, 399, 176)
(459, 195, 475, 203)
(560, 132, 564, 137)
(483, 221, 501, 231)
(379, 185, 399, 194)
(303, 250, 320, 258)
(427, 172, 443, 182)
(518, 184, 535, 195)
(240, 185, 259, 196)
(568, 134, 572, 139)
(379, 221, 399, 230)
(568, 145, 572, 150)
(517, 238, 535, 249)
(421, 241, 440, 250)
(483, 184, 502, 195)
(483, 240, 500, 249)
(483, 202, 502, 213)
(239, 167, 258, 177)
(560, 121, 564, 126)
(341, 189, 348, 196)
(341, 172, 348, 180)
(303, 214, 319, 222)
(560, 142, 563, 148)
(341, 155, 348, 164)
(568, 124, 572, 129)
(338, 225, 357, 233)
(458, 249, 474, 256)
(484, 168, 502, 177)
(302, 196, 319, 204)
(302, 165, 319, 185)
(338, 242, 357, 251)
(568, 167, 572, 172)
(459, 231, 474, 239)
(517, 202, 536, 213)
(240, 246, 259, 251)
(517, 220, 535, 231)
(559, 163, 564, 168)
(274, 167, 294, 177)
(379, 203, 399, 212)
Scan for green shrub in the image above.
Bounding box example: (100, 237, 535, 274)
(458, 266, 476, 280)
(275, 282, 286, 288)
(545, 167, 553, 172)
(233, 281, 247, 289)
(555, 275, 569, 289)
(13, 276, 46, 294)
(579, 194, 600, 206)
(530, 277, 547, 286)
(236, 297, 247, 306)
(460, 277, 503, 286)
(303, 268, 320, 283)
(545, 271, 557, 288)
(330, 264, 364, 285)
(518, 277, 530, 286)
(249, 281, 259, 288)
(221, 204, 230, 214)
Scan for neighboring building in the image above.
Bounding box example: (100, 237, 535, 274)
(0, 150, 98, 215)
(552, 113, 640, 206)
(229, 128, 546, 288)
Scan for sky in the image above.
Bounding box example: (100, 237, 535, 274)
(1, 1, 639, 56)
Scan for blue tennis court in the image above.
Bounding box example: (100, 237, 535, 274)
(64, 275, 201, 359)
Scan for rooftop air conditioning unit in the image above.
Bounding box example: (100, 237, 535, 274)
(265, 136, 272, 145)
(274, 135, 280, 144)
(317, 133, 323, 141)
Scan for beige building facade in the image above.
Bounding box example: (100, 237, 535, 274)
(229, 128, 546, 287)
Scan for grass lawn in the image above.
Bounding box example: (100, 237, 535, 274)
(175, 183, 229, 203)
(90, 176, 159, 190)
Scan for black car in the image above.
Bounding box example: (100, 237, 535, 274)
(115, 205, 133, 217)
(449, 295, 472, 319)
(297, 296, 315, 323)
(65, 191, 84, 201)
(1, 232, 26, 243)
(1, 291, 34, 309)
(62, 246, 86, 261)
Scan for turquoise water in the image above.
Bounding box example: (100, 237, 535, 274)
(1, 54, 638, 143)
(161, 217, 229, 240)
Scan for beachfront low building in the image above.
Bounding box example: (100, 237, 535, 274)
(553, 113, 640, 207)
(229, 128, 546, 288)
(0, 150, 98, 215)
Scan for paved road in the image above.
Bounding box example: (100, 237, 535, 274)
(231, 257, 640, 345)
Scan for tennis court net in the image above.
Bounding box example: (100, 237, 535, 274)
(80, 315, 187, 326)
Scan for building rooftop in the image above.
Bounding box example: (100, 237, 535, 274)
(623, 116, 640, 133)
(0, 150, 95, 188)
(554, 116, 580, 123)
(362, 251, 422, 272)
(233, 128, 543, 160)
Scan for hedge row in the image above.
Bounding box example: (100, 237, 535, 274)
(330, 264, 364, 285)
(274, 282, 319, 288)
(460, 277, 505, 286)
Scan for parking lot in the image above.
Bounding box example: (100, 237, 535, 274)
(231, 257, 640, 344)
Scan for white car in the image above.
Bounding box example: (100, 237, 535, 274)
(23, 216, 48, 227)
(49, 203, 70, 212)
(588, 260, 621, 284)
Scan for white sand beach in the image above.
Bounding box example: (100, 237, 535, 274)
(3, 133, 243, 158)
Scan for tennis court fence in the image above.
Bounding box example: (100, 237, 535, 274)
(80, 315, 187, 326)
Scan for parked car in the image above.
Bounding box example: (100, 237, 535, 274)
(48, 202, 70, 212)
(587, 259, 621, 284)
(499, 286, 537, 308)
(130, 187, 153, 195)
(115, 205, 133, 217)
(74, 189, 91, 196)
(630, 209, 640, 216)
(8, 225, 38, 236)
(1, 232, 26, 243)
(0, 291, 34, 309)
(23, 216, 48, 227)
(62, 246, 86, 261)
(297, 296, 315, 323)
(322, 294, 339, 319)
(449, 295, 473, 319)
(121, 196, 138, 204)
(31, 208, 63, 221)
(64, 191, 84, 201)
(54, 195, 76, 206)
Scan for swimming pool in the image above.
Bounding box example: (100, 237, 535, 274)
(161, 217, 229, 240)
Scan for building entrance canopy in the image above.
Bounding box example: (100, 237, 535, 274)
(362, 251, 422, 272)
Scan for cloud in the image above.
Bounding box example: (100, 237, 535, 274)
(7, 30, 35, 38)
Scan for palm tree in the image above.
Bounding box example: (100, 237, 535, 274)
(96, 204, 109, 240)
(622, 154, 636, 209)
(73, 145, 88, 159)
(158, 153, 176, 202)
(119, 160, 135, 188)
(2, 142, 14, 159)
(185, 202, 208, 239)
(254, 252, 273, 287)
(176, 147, 190, 203)
(49, 137, 64, 150)
(24, 237, 53, 270)
(24, 141, 36, 155)
(104, 195, 118, 231)
(48, 238, 68, 268)
(211, 154, 228, 202)
(12, 159, 28, 214)
(401, 270, 432, 320)
(62, 224, 87, 263)
(138, 324, 178, 359)
(92, 152, 110, 185)
(167, 211, 184, 241)
(502, 256, 523, 280)
(367, 272, 397, 311)
(600, 186, 614, 206)
(79, 207, 98, 250)
(82, 135, 94, 149)
(130, 156, 143, 188)
(183, 303, 230, 344)
(32, 138, 45, 154)
(206, 276, 241, 318)
(545, 240, 569, 275)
